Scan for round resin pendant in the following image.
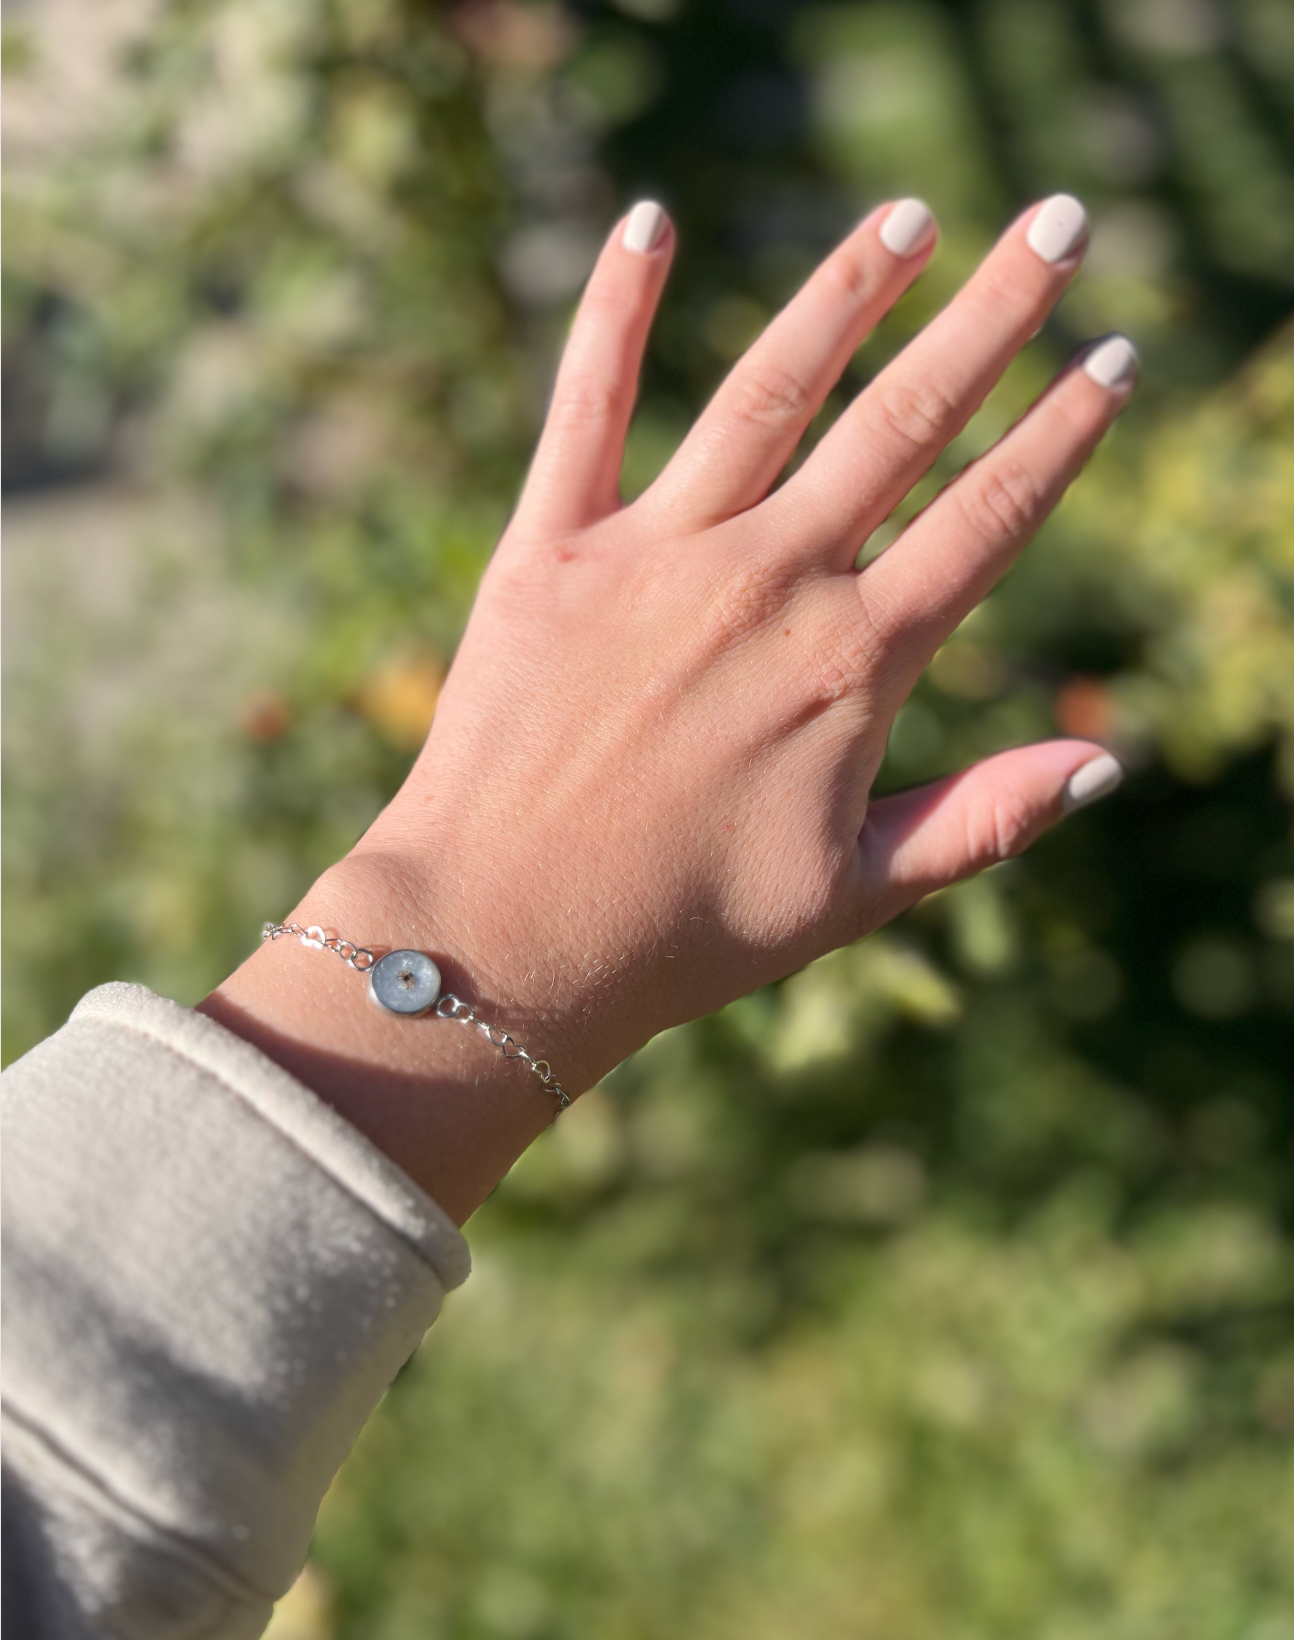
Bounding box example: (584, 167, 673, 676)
(368, 949, 441, 1016)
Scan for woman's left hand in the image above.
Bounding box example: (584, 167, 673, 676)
(205, 194, 1133, 1221)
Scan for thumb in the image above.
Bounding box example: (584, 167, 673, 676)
(858, 741, 1123, 923)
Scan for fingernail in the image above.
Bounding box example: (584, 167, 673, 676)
(1062, 752, 1123, 813)
(1083, 333, 1139, 390)
(880, 198, 936, 258)
(623, 200, 667, 255)
(1026, 193, 1088, 265)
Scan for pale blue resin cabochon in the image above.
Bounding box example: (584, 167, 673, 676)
(369, 949, 441, 1015)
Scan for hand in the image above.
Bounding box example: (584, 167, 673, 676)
(204, 194, 1132, 1221)
(354, 190, 1131, 1073)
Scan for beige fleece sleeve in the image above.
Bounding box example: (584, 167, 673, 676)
(1, 983, 471, 1640)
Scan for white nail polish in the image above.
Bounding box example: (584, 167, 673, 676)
(1083, 334, 1138, 390)
(1062, 752, 1124, 813)
(880, 198, 936, 258)
(1026, 194, 1088, 264)
(623, 200, 667, 255)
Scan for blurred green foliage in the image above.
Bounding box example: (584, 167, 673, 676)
(3, 0, 1294, 1635)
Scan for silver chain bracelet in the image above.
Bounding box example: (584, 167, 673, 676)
(261, 921, 572, 1111)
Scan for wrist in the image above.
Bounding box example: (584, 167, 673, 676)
(198, 849, 576, 1224)
(336, 830, 624, 1091)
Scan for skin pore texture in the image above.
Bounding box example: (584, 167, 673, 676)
(200, 194, 1134, 1227)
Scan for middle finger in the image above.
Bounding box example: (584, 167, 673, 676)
(776, 194, 1089, 569)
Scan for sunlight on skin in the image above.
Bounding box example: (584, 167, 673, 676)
(202, 194, 1134, 1225)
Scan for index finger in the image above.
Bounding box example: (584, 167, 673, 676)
(515, 202, 675, 537)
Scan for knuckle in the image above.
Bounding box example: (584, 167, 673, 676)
(1050, 389, 1104, 451)
(970, 264, 1021, 314)
(805, 645, 858, 707)
(802, 594, 892, 706)
(973, 263, 1048, 321)
(691, 549, 795, 663)
(966, 789, 1037, 869)
(550, 372, 619, 433)
(726, 362, 813, 431)
(966, 458, 1043, 541)
(718, 555, 789, 638)
(580, 278, 627, 320)
(817, 246, 874, 308)
(855, 580, 903, 650)
(874, 375, 962, 453)
(845, 577, 905, 669)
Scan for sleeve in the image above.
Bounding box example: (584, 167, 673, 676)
(1, 982, 471, 1640)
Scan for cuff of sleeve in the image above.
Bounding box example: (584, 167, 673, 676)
(71, 982, 471, 1289)
(2, 982, 471, 1634)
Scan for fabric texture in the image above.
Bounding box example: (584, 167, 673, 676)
(1, 983, 470, 1640)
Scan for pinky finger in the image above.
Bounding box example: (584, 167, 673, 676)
(514, 202, 674, 537)
(856, 741, 1123, 925)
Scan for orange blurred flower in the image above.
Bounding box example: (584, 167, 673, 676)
(239, 691, 292, 744)
(1055, 676, 1115, 742)
(354, 654, 444, 749)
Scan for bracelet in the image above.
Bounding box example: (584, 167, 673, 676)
(261, 921, 572, 1111)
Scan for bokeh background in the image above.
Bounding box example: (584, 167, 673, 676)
(5, 0, 1294, 1634)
